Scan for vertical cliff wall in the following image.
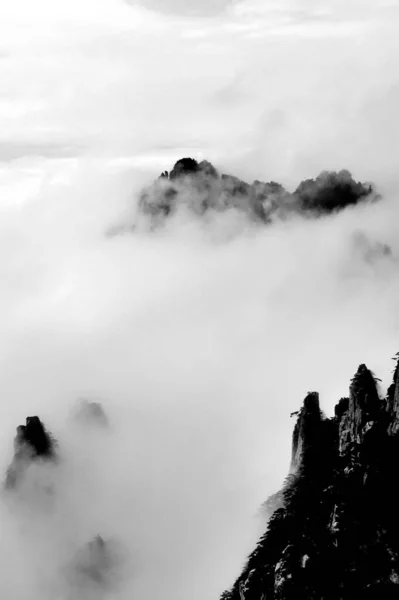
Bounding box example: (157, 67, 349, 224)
(222, 356, 399, 599)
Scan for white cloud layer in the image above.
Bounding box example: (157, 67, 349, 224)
(0, 1, 399, 599)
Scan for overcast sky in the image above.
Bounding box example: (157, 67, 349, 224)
(1, 2, 399, 600)
(1, 0, 399, 183)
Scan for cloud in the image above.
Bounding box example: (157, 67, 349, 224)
(0, 142, 86, 162)
(0, 154, 399, 599)
(128, 0, 233, 17)
(2, 0, 399, 185)
(0, 1, 399, 599)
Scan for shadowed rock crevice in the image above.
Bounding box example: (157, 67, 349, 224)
(222, 355, 399, 599)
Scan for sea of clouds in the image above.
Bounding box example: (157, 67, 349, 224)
(1, 1, 399, 598)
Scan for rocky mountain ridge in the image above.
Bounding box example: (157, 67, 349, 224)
(136, 157, 378, 228)
(222, 355, 399, 599)
(5, 355, 399, 598)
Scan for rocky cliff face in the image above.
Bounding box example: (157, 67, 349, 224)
(135, 158, 378, 229)
(222, 356, 399, 599)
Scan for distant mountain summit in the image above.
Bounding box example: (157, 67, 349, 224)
(221, 356, 399, 599)
(136, 158, 378, 228)
(5, 415, 56, 489)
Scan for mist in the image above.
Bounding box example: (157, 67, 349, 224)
(1, 1, 399, 599)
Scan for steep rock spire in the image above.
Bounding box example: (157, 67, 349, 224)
(290, 392, 322, 472)
(338, 364, 380, 453)
(5, 415, 56, 489)
(387, 353, 399, 435)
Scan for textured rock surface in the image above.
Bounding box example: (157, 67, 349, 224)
(387, 353, 399, 435)
(290, 392, 322, 472)
(221, 355, 399, 599)
(338, 364, 381, 453)
(135, 158, 378, 229)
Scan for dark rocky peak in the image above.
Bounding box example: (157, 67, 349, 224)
(387, 353, 399, 435)
(134, 158, 378, 230)
(167, 158, 219, 181)
(169, 157, 201, 180)
(339, 364, 381, 453)
(221, 355, 399, 599)
(5, 415, 56, 489)
(349, 363, 380, 399)
(290, 392, 322, 472)
(138, 158, 221, 224)
(294, 169, 376, 215)
(14, 415, 55, 460)
(334, 396, 349, 421)
(349, 364, 381, 420)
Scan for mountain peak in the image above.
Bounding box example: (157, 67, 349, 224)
(134, 157, 378, 229)
(290, 392, 322, 472)
(5, 415, 56, 489)
(339, 364, 381, 453)
(14, 415, 55, 460)
(222, 353, 399, 599)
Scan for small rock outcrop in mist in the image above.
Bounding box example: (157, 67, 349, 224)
(72, 399, 109, 428)
(66, 535, 123, 598)
(135, 158, 378, 228)
(222, 356, 399, 599)
(352, 230, 393, 265)
(4, 413, 123, 598)
(5, 416, 56, 489)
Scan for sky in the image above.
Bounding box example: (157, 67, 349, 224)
(1, 0, 399, 599)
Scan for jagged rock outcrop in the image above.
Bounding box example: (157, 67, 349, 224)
(5, 416, 56, 489)
(387, 352, 399, 435)
(221, 355, 399, 599)
(135, 158, 378, 229)
(290, 392, 323, 472)
(338, 364, 382, 453)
